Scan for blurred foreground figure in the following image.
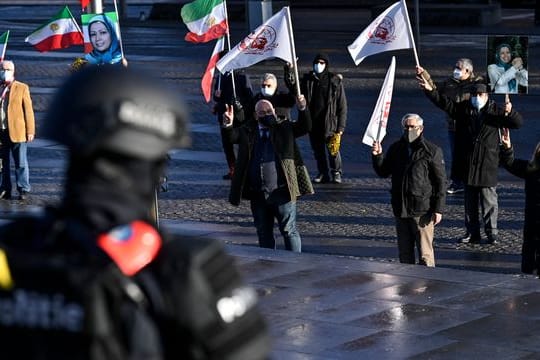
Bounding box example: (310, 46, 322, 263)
(0, 66, 270, 360)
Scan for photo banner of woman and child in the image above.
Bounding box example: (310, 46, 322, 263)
(487, 35, 528, 94)
(81, 12, 123, 65)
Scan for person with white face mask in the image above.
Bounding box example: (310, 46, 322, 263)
(250, 72, 296, 132)
(500, 130, 540, 275)
(417, 66, 523, 245)
(299, 53, 348, 184)
(372, 114, 446, 267)
(0, 60, 35, 201)
(429, 58, 484, 195)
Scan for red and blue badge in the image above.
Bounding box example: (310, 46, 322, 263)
(97, 221, 162, 276)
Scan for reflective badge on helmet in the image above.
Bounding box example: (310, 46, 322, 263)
(97, 221, 162, 276)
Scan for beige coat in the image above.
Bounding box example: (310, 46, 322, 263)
(5, 80, 35, 142)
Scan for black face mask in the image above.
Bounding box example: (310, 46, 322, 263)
(259, 114, 277, 128)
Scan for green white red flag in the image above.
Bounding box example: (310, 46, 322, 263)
(25, 6, 83, 52)
(181, 0, 228, 43)
(202, 37, 225, 102)
(0, 31, 9, 62)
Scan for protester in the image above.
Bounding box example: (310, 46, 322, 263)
(417, 67, 523, 244)
(213, 54, 253, 179)
(500, 129, 540, 275)
(432, 58, 484, 194)
(252, 71, 296, 124)
(0, 60, 35, 201)
(0, 65, 270, 359)
(488, 43, 528, 94)
(85, 13, 123, 65)
(300, 53, 347, 184)
(372, 113, 446, 266)
(223, 95, 312, 253)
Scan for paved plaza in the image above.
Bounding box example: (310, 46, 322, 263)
(1, 3, 540, 358)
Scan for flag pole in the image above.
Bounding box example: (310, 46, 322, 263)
(222, 0, 237, 98)
(66, 7, 83, 38)
(375, 105, 384, 142)
(284, 6, 301, 96)
(401, 0, 420, 66)
(0, 30, 9, 61)
(113, 0, 126, 60)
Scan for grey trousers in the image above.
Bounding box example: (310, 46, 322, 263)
(464, 185, 498, 238)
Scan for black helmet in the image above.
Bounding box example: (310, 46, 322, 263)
(43, 65, 190, 160)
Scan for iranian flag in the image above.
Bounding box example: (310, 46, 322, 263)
(25, 6, 83, 52)
(0, 31, 9, 62)
(181, 0, 228, 43)
(201, 37, 225, 102)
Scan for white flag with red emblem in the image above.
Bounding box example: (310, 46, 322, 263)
(348, 0, 414, 65)
(363, 56, 396, 146)
(216, 7, 294, 73)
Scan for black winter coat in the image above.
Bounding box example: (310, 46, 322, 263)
(426, 89, 523, 187)
(225, 109, 312, 206)
(372, 135, 446, 218)
(500, 146, 540, 271)
(300, 71, 347, 136)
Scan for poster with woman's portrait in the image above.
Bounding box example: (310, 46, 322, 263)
(486, 36, 528, 94)
(81, 12, 122, 65)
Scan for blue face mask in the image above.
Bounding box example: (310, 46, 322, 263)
(261, 87, 275, 97)
(313, 63, 326, 74)
(471, 95, 487, 110)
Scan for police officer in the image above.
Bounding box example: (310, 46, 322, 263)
(0, 66, 270, 359)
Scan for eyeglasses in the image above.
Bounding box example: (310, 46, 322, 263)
(403, 125, 421, 130)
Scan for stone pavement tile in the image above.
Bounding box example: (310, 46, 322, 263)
(236, 257, 318, 283)
(321, 330, 455, 360)
(393, 264, 517, 285)
(432, 286, 529, 311)
(437, 314, 540, 352)
(360, 278, 481, 305)
(479, 292, 540, 319)
(345, 303, 488, 336)
(409, 341, 534, 360)
(270, 350, 328, 360)
(268, 314, 378, 355)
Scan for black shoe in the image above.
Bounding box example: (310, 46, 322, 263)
(332, 172, 342, 184)
(0, 190, 11, 200)
(17, 191, 29, 201)
(222, 173, 232, 180)
(313, 174, 330, 184)
(486, 234, 499, 244)
(460, 233, 481, 244)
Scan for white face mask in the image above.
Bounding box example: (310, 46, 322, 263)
(314, 63, 326, 74)
(471, 95, 487, 110)
(453, 68, 462, 80)
(261, 87, 275, 97)
(0, 69, 14, 83)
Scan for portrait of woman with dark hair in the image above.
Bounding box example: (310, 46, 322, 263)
(84, 14, 122, 65)
(487, 37, 528, 94)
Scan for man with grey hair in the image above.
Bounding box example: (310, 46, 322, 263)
(0, 60, 35, 201)
(251, 71, 296, 125)
(420, 58, 484, 195)
(372, 113, 446, 267)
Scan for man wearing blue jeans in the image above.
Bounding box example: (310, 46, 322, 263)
(223, 95, 312, 252)
(0, 60, 35, 201)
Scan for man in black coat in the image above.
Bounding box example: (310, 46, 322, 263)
(418, 66, 523, 244)
(372, 113, 446, 267)
(222, 95, 312, 253)
(500, 129, 540, 274)
(213, 54, 253, 179)
(300, 53, 347, 184)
